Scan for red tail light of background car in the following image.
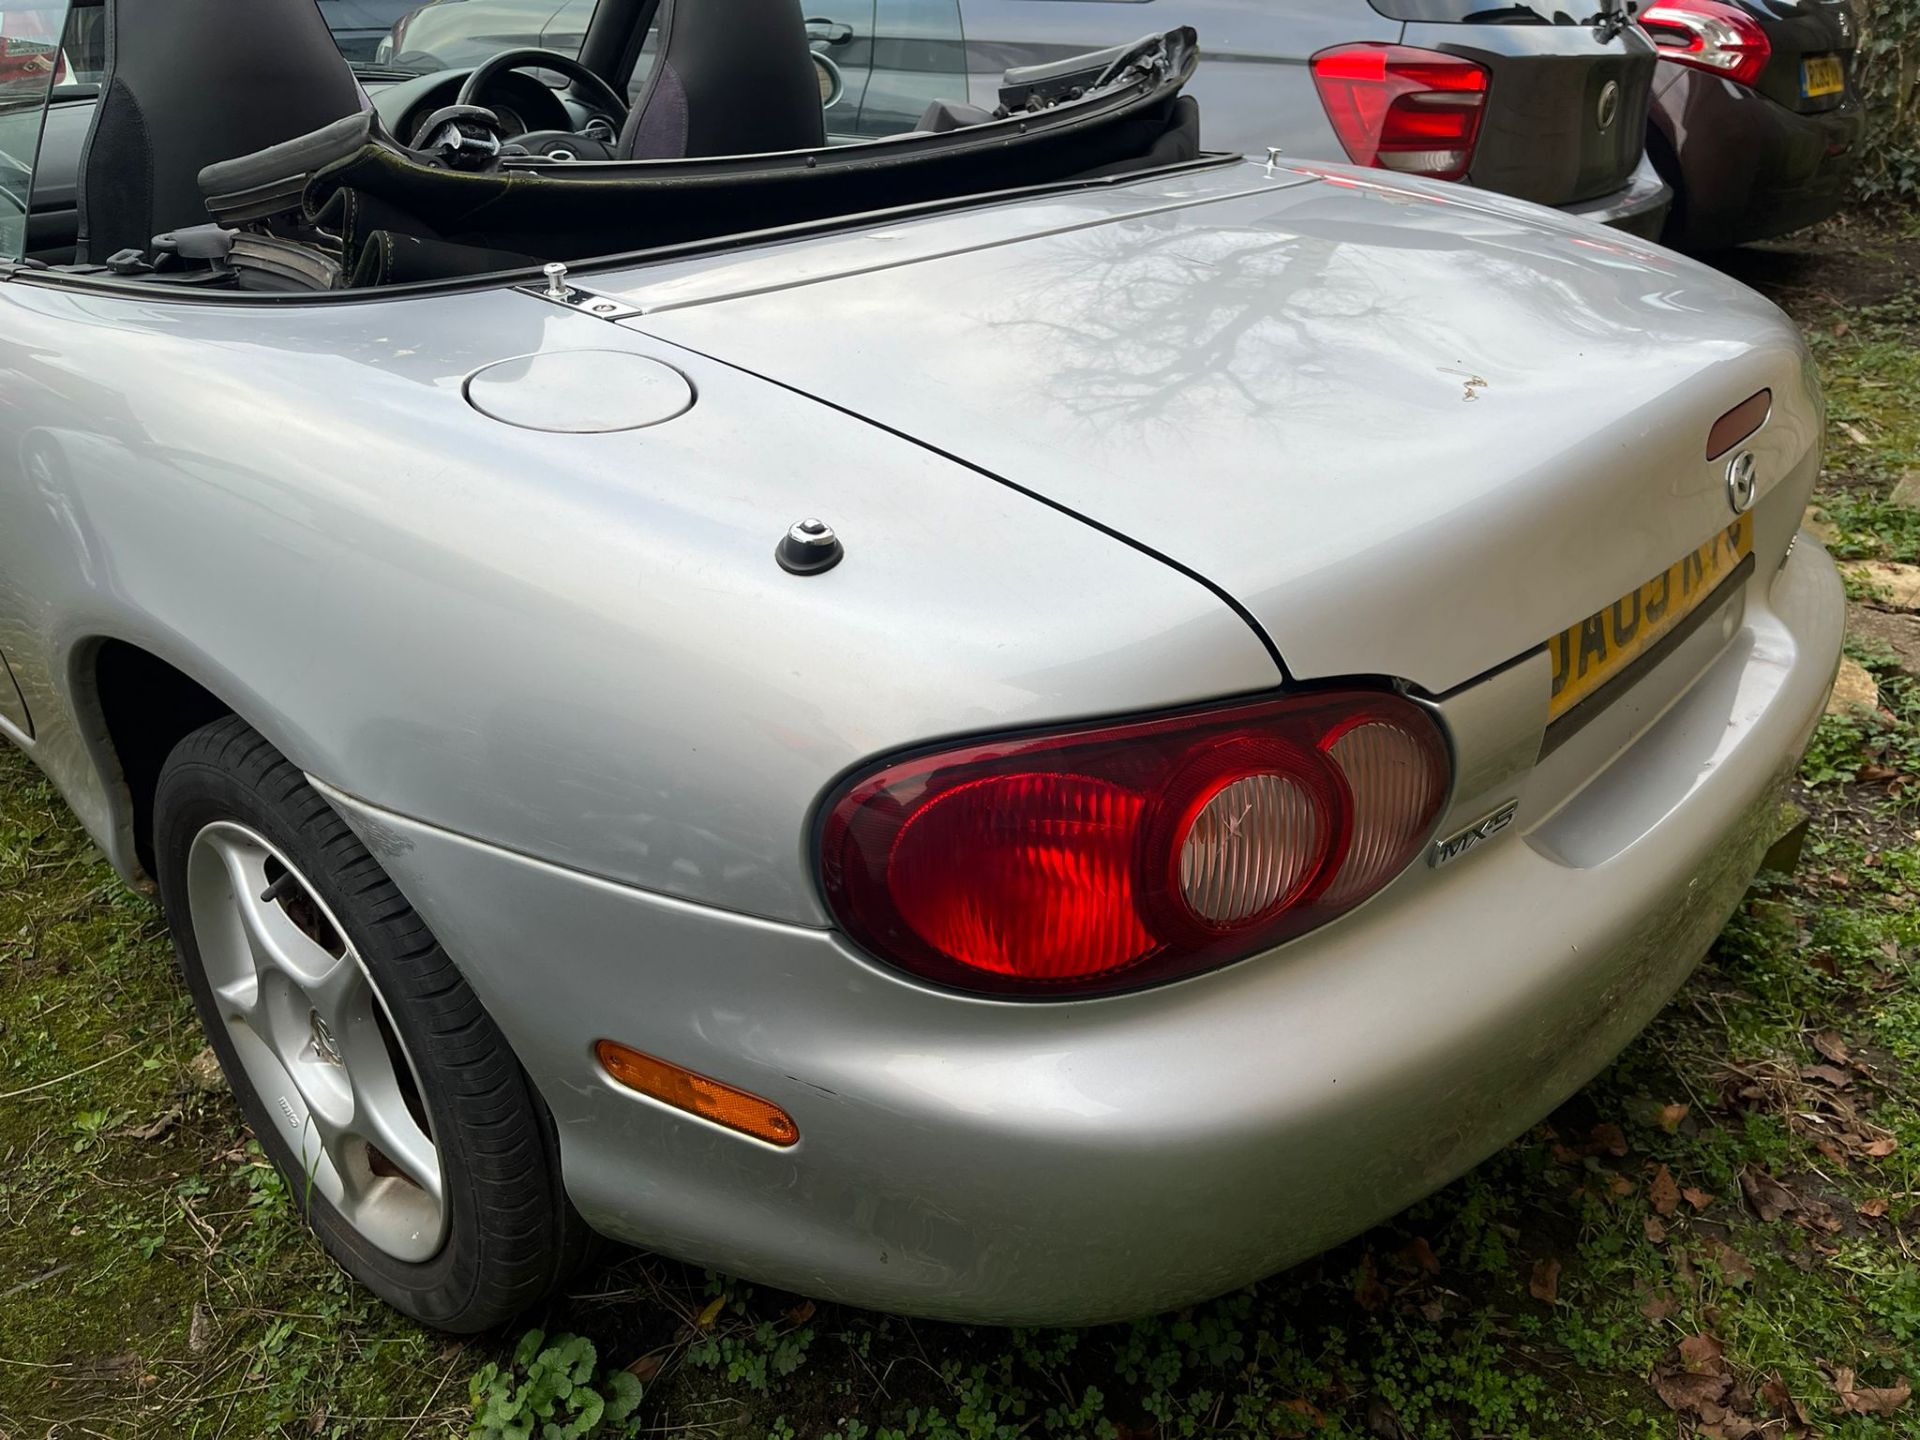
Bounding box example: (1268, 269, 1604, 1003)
(1638, 0, 1771, 87)
(1309, 44, 1490, 182)
(820, 693, 1451, 998)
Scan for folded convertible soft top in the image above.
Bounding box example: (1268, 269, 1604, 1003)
(200, 28, 1203, 289)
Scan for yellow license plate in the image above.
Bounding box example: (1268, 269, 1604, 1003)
(1802, 55, 1845, 98)
(1548, 513, 1752, 721)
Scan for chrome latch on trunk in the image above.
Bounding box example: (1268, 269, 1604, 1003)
(521, 262, 640, 320)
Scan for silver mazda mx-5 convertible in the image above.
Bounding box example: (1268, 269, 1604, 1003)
(0, 0, 1842, 1330)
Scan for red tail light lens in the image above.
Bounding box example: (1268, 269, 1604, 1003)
(1309, 44, 1490, 183)
(1639, 0, 1771, 87)
(820, 693, 1451, 997)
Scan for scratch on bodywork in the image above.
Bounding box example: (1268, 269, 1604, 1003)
(341, 809, 416, 861)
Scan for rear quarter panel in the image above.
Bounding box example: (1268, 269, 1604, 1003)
(0, 280, 1277, 924)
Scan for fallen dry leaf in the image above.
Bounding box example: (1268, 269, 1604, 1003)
(188, 1304, 215, 1356)
(186, 1047, 226, 1094)
(1528, 1258, 1561, 1304)
(1683, 1186, 1715, 1212)
(1397, 1237, 1440, 1275)
(1741, 1167, 1799, 1222)
(1644, 1215, 1668, 1244)
(1353, 1253, 1387, 1312)
(626, 1351, 666, 1383)
(1650, 1164, 1682, 1217)
(116, 1108, 183, 1142)
(1800, 1064, 1852, 1089)
(1657, 1102, 1691, 1133)
(1811, 1030, 1850, 1065)
(1640, 1288, 1677, 1320)
(1704, 1238, 1756, 1288)
(1794, 1198, 1842, 1234)
(1590, 1122, 1629, 1157)
(693, 1295, 727, 1329)
(785, 1299, 817, 1326)
(1760, 1373, 1811, 1426)
(1653, 1366, 1733, 1416)
(1365, 1396, 1406, 1439)
(1861, 1136, 1898, 1158)
(1858, 1197, 1890, 1219)
(1830, 1368, 1912, 1417)
(1672, 1245, 1698, 1287)
(1679, 1334, 1726, 1372)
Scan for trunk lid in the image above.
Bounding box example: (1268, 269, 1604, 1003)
(1380, 3, 1658, 207)
(1742, 0, 1857, 116)
(601, 160, 1818, 696)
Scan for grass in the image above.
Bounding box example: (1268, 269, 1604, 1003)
(6, 216, 1920, 1438)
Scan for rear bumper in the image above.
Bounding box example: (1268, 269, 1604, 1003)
(1651, 64, 1863, 250)
(322, 540, 1843, 1326)
(1558, 151, 1673, 238)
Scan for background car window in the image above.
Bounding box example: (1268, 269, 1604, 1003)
(52, 0, 97, 89)
(381, 0, 595, 72)
(857, 0, 964, 134)
(1364, 0, 1619, 19)
(0, 0, 72, 259)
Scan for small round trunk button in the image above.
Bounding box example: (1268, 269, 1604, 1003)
(777, 518, 844, 575)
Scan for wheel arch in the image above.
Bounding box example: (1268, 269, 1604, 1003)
(66, 634, 293, 885)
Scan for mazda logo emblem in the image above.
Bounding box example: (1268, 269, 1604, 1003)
(1596, 80, 1621, 131)
(1726, 451, 1758, 515)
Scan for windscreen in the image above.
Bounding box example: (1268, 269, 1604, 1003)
(0, 0, 72, 260)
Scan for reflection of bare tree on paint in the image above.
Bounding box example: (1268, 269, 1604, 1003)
(973, 186, 1677, 437)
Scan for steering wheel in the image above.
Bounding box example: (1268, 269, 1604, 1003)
(457, 48, 631, 137)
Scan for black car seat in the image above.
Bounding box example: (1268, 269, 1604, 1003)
(76, 0, 368, 262)
(620, 0, 826, 159)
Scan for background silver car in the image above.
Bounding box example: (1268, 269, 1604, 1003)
(0, 0, 1840, 1332)
(380, 0, 1672, 231)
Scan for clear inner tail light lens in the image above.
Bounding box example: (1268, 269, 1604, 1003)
(820, 692, 1451, 998)
(1310, 44, 1490, 182)
(1639, 0, 1771, 87)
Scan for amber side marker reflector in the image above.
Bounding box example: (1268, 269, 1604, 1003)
(595, 1040, 799, 1147)
(1707, 389, 1771, 460)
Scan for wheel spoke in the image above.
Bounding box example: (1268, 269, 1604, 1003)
(212, 973, 260, 1027)
(353, 1069, 444, 1204)
(217, 852, 351, 997)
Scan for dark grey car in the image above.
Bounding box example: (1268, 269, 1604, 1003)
(379, 0, 1671, 233)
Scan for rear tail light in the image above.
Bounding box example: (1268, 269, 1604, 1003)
(820, 692, 1451, 998)
(1639, 0, 1771, 87)
(1309, 44, 1489, 183)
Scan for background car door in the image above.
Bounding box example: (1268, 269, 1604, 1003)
(317, 0, 420, 61)
(956, 0, 1399, 159)
(808, 0, 878, 139)
(854, 0, 965, 136)
(0, 0, 74, 739)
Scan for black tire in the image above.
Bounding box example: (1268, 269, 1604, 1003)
(153, 715, 587, 1332)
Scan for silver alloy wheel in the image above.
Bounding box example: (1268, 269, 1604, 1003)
(185, 820, 448, 1262)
